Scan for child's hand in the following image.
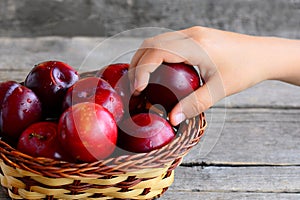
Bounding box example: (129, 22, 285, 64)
(129, 26, 300, 125)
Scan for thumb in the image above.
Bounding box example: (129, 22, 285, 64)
(169, 75, 225, 126)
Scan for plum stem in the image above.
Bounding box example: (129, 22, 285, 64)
(29, 132, 46, 140)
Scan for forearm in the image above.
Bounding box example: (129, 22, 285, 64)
(257, 36, 300, 86)
(197, 27, 300, 95)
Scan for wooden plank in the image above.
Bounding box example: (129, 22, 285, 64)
(0, 37, 142, 72)
(216, 80, 300, 108)
(1, 0, 300, 39)
(162, 191, 300, 200)
(0, 36, 141, 82)
(0, 192, 9, 200)
(183, 108, 300, 165)
(169, 166, 300, 193)
(0, 70, 27, 82)
(161, 165, 300, 199)
(161, 191, 300, 200)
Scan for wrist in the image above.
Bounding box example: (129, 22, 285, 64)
(255, 36, 300, 85)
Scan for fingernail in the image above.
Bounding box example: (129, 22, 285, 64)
(134, 79, 139, 91)
(129, 80, 135, 93)
(129, 78, 138, 93)
(173, 112, 186, 125)
(130, 79, 140, 96)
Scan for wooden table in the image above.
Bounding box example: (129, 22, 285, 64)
(0, 37, 299, 199)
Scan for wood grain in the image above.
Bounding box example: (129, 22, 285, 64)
(1, 0, 300, 38)
(172, 166, 300, 193)
(159, 165, 300, 199)
(184, 108, 300, 165)
(161, 191, 300, 200)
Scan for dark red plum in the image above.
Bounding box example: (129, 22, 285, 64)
(62, 77, 124, 122)
(98, 63, 147, 116)
(0, 81, 42, 141)
(58, 102, 118, 162)
(117, 113, 175, 153)
(24, 61, 79, 118)
(145, 63, 200, 112)
(99, 63, 130, 88)
(17, 122, 73, 162)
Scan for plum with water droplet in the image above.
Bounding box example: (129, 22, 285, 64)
(98, 63, 147, 117)
(24, 61, 79, 118)
(62, 77, 124, 122)
(17, 121, 73, 162)
(117, 113, 175, 153)
(58, 102, 117, 162)
(0, 81, 42, 142)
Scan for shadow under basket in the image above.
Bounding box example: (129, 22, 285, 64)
(0, 113, 206, 200)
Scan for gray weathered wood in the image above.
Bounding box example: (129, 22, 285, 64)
(1, 0, 300, 39)
(0, 37, 142, 73)
(161, 191, 300, 200)
(217, 81, 300, 108)
(169, 166, 300, 193)
(160, 165, 300, 199)
(184, 108, 300, 165)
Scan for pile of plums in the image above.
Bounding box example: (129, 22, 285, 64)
(0, 60, 200, 163)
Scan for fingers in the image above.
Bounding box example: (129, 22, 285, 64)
(169, 72, 226, 126)
(129, 41, 206, 94)
(130, 31, 189, 68)
(132, 49, 186, 93)
(129, 30, 200, 94)
(129, 31, 188, 76)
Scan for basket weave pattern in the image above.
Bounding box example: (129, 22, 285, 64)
(0, 113, 206, 200)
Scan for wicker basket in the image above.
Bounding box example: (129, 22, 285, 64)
(0, 112, 206, 200)
(0, 69, 206, 199)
